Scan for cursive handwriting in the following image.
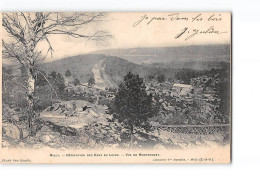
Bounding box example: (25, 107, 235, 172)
(133, 14, 166, 27)
(168, 13, 189, 21)
(132, 13, 228, 41)
(132, 13, 189, 27)
(133, 13, 224, 27)
(175, 26, 227, 41)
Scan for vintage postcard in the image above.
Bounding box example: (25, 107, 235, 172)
(0, 12, 231, 163)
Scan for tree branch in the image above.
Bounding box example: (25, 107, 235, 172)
(37, 70, 61, 100)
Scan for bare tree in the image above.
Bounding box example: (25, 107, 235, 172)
(2, 12, 111, 133)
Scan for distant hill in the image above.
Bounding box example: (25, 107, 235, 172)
(103, 57, 176, 84)
(3, 45, 230, 89)
(39, 54, 176, 85)
(146, 60, 229, 70)
(40, 54, 106, 83)
(89, 44, 230, 65)
(40, 54, 146, 84)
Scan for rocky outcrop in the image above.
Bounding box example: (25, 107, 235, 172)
(42, 121, 79, 136)
(2, 123, 22, 140)
(83, 121, 122, 145)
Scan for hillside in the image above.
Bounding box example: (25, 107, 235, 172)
(146, 60, 229, 70)
(89, 44, 230, 65)
(103, 57, 176, 84)
(39, 54, 176, 86)
(40, 54, 150, 85)
(40, 54, 106, 83)
(36, 44, 231, 90)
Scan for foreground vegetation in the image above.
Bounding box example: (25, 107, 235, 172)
(2, 63, 230, 149)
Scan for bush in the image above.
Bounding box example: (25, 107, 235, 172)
(157, 74, 165, 83)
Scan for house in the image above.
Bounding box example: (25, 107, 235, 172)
(172, 83, 193, 96)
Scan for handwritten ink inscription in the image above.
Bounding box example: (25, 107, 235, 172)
(132, 13, 188, 27)
(132, 13, 228, 41)
(175, 26, 227, 41)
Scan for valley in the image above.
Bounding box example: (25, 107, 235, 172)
(2, 44, 231, 150)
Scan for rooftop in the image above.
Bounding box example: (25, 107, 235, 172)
(172, 83, 192, 88)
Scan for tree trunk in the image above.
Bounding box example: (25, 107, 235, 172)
(26, 68, 36, 134)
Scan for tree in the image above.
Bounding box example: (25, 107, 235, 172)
(112, 72, 154, 148)
(215, 67, 230, 120)
(88, 77, 95, 86)
(65, 69, 72, 77)
(157, 74, 165, 83)
(35, 70, 48, 87)
(2, 66, 14, 93)
(50, 72, 66, 92)
(2, 12, 111, 134)
(147, 75, 155, 81)
(49, 71, 57, 79)
(74, 78, 81, 86)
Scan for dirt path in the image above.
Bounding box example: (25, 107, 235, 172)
(92, 58, 116, 90)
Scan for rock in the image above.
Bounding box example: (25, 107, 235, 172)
(88, 109, 99, 118)
(2, 140, 11, 148)
(39, 125, 52, 132)
(48, 142, 58, 147)
(88, 138, 96, 148)
(100, 129, 108, 134)
(134, 133, 147, 142)
(78, 136, 88, 144)
(95, 133, 104, 139)
(39, 135, 52, 143)
(20, 127, 29, 139)
(113, 134, 121, 141)
(106, 115, 113, 120)
(44, 121, 78, 136)
(78, 132, 90, 144)
(103, 126, 112, 130)
(120, 132, 130, 140)
(2, 123, 21, 140)
(52, 103, 61, 111)
(12, 115, 20, 121)
(106, 137, 115, 143)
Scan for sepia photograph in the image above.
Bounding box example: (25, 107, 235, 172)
(0, 12, 231, 163)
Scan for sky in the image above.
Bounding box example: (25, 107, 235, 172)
(2, 12, 231, 63)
